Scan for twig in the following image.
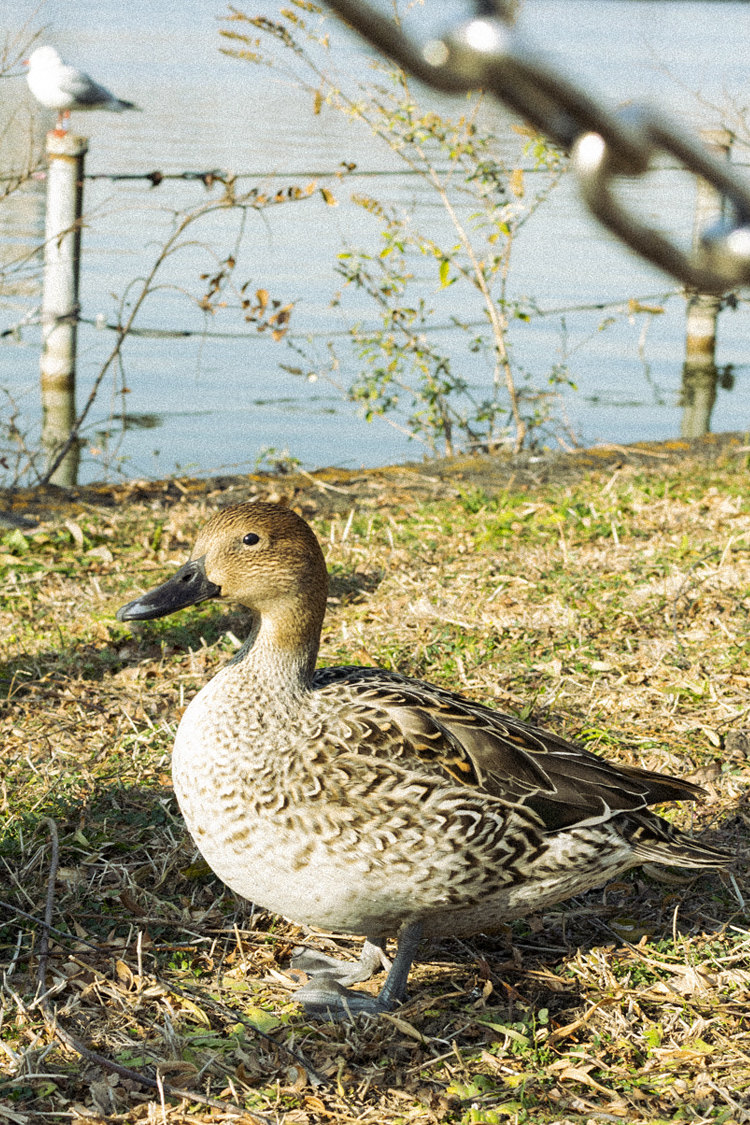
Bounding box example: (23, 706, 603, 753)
(1, 895, 327, 1086)
(0, 900, 111, 954)
(298, 468, 353, 494)
(35, 817, 59, 1000)
(546, 997, 619, 1045)
(32, 820, 269, 1120)
(39, 181, 299, 486)
(669, 549, 721, 660)
(5, 928, 24, 978)
(41, 1017, 258, 1118)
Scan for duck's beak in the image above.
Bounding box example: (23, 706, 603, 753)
(116, 557, 221, 621)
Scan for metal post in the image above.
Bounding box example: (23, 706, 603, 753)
(40, 130, 88, 487)
(680, 128, 732, 439)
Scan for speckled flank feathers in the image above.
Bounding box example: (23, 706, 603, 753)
(118, 501, 731, 1017)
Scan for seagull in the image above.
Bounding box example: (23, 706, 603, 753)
(25, 46, 140, 132)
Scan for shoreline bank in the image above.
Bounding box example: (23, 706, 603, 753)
(1, 430, 748, 528)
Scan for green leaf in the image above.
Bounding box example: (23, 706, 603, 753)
(479, 1022, 530, 1046)
(245, 1005, 282, 1033)
(5, 529, 29, 554)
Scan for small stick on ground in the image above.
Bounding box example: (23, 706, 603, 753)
(35, 818, 260, 1120)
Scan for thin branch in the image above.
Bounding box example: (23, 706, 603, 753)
(1, 895, 327, 1087)
(38, 181, 302, 485)
(30, 822, 269, 1119)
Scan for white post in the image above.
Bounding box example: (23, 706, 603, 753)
(680, 128, 732, 439)
(40, 131, 88, 487)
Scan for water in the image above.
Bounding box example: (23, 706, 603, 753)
(2, 0, 750, 483)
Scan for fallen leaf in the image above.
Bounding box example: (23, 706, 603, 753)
(65, 520, 84, 547)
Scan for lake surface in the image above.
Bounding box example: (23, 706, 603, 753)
(2, 0, 750, 483)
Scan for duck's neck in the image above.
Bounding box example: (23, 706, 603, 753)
(229, 597, 323, 700)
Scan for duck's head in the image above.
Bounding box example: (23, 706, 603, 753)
(116, 502, 329, 636)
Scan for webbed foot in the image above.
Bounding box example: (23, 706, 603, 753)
(294, 922, 423, 1022)
(295, 975, 394, 1018)
(291, 937, 389, 986)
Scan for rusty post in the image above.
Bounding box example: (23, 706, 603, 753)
(40, 130, 88, 486)
(680, 128, 732, 439)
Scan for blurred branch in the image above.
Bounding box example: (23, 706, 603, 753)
(38, 178, 312, 485)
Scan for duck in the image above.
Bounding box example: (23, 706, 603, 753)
(117, 501, 730, 1018)
(25, 46, 140, 132)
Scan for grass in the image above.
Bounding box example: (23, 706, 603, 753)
(1, 446, 750, 1124)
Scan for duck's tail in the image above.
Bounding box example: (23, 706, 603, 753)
(621, 811, 731, 870)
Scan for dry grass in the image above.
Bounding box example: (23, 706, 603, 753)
(2, 446, 750, 1125)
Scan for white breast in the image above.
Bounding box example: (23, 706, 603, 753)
(27, 68, 76, 110)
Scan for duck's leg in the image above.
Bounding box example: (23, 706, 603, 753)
(294, 922, 423, 1020)
(291, 937, 389, 986)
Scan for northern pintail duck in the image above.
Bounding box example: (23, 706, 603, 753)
(117, 502, 730, 1018)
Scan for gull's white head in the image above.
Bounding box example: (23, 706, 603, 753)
(26, 46, 64, 70)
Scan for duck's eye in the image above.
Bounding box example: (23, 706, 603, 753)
(242, 532, 260, 546)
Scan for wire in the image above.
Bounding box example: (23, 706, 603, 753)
(73, 294, 677, 340)
(8, 159, 750, 187)
(0, 292, 679, 345)
(81, 166, 548, 184)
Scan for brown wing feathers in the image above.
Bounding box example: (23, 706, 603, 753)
(315, 666, 708, 833)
